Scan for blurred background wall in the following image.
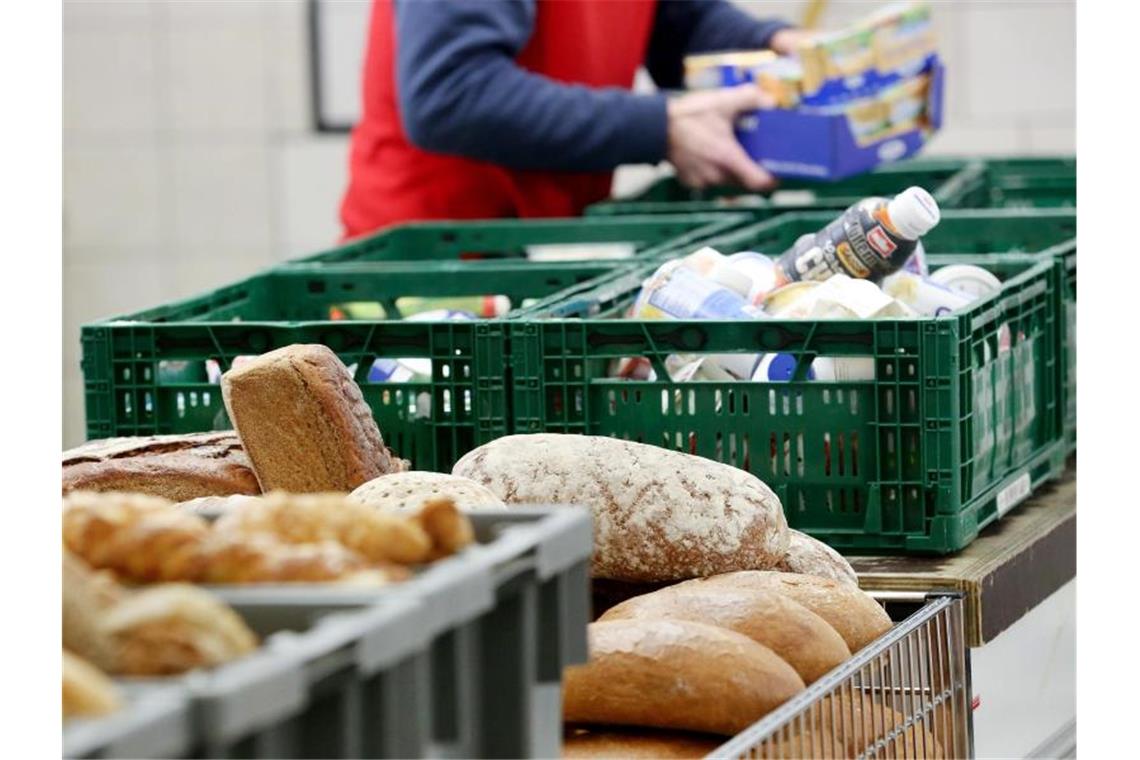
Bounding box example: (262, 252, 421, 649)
(62, 0, 1075, 446)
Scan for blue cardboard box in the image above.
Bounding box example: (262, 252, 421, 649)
(732, 55, 944, 181)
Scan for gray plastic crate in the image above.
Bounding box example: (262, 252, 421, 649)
(64, 683, 195, 759)
(203, 506, 593, 759)
(188, 594, 432, 759)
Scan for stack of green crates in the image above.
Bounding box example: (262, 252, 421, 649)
(507, 209, 1075, 553)
(79, 214, 747, 473)
(78, 156, 1075, 554)
(586, 156, 1076, 220)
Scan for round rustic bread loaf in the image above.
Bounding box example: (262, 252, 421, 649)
(452, 434, 789, 582)
(348, 471, 505, 513)
(599, 583, 851, 683)
(562, 727, 722, 759)
(775, 529, 859, 586)
(673, 571, 892, 652)
(563, 619, 805, 736)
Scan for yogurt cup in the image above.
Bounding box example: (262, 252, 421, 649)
(929, 264, 1002, 299)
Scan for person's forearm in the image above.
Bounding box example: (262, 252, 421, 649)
(395, 0, 667, 171)
(646, 0, 794, 90)
(681, 0, 794, 54)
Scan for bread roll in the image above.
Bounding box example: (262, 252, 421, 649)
(62, 432, 260, 501)
(349, 471, 505, 513)
(221, 344, 408, 493)
(673, 571, 892, 652)
(453, 434, 789, 582)
(562, 727, 721, 759)
(599, 584, 850, 683)
(63, 650, 121, 718)
(563, 619, 804, 735)
(775, 530, 858, 586)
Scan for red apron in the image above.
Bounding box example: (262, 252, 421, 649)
(340, 0, 657, 239)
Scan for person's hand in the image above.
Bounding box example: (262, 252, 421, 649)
(769, 28, 817, 56)
(666, 84, 777, 191)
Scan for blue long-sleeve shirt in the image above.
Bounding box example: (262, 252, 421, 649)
(395, 0, 791, 172)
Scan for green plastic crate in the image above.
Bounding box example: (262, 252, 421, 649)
(79, 214, 747, 471)
(508, 210, 1074, 553)
(587, 156, 1075, 219)
(932, 238, 1077, 454)
(937, 157, 1076, 210)
(293, 213, 748, 264)
(587, 157, 972, 219)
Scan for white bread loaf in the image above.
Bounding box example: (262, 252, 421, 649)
(452, 434, 789, 582)
(348, 471, 505, 513)
(599, 583, 851, 683)
(563, 619, 804, 735)
(775, 529, 859, 586)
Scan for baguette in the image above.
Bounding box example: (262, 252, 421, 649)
(562, 727, 721, 759)
(63, 432, 260, 501)
(672, 571, 892, 652)
(775, 530, 858, 586)
(453, 434, 789, 582)
(563, 619, 804, 735)
(599, 584, 851, 683)
(221, 344, 408, 492)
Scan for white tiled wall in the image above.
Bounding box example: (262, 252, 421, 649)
(62, 0, 1075, 446)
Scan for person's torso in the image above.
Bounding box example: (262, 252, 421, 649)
(341, 0, 657, 238)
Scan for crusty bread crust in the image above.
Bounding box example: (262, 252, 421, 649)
(453, 434, 789, 582)
(599, 583, 851, 683)
(562, 727, 721, 759)
(221, 344, 407, 493)
(673, 571, 892, 653)
(63, 432, 260, 501)
(563, 619, 804, 735)
(775, 529, 859, 586)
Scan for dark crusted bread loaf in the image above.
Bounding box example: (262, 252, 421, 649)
(62, 432, 260, 501)
(221, 344, 408, 493)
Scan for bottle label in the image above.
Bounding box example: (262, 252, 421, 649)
(776, 198, 917, 283)
(866, 225, 898, 258)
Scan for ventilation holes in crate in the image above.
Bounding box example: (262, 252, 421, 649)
(608, 390, 616, 416)
(443, 389, 452, 414)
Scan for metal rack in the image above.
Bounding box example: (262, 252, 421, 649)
(711, 594, 972, 759)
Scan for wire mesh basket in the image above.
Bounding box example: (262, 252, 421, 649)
(711, 594, 973, 759)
